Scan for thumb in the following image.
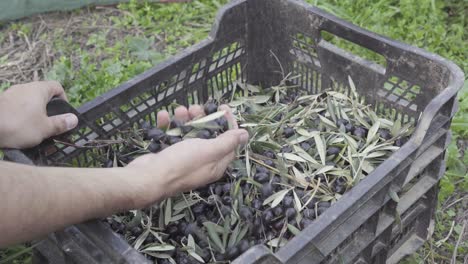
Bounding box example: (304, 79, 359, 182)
(207, 129, 249, 157)
(46, 113, 79, 136)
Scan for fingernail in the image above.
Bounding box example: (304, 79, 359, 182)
(239, 130, 249, 145)
(64, 114, 78, 130)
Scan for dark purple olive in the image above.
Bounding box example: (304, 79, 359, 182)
(282, 196, 294, 208)
(204, 102, 218, 115)
(197, 215, 208, 225)
(303, 208, 315, 219)
(117, 223, 125, 233)
(274, 113, 283, 121)
(168, 136, 182, 145)
(199, 249, 211, 262)
(345, 123, 354, 133)
(336, 177, 347, 185)
(185, 223, 198, 236)
(226, 246, 240, 259)
(336, 118, 349, 127)
(273, 206, 284, 217)
(353, 126, 368, 138)
(264, 159, 275, 167)
(252, 199, 263, 210)
(283, 127, 295, 138)
(285, 208, 296, 220)
(300, 142, 311, 151)
(317, 206, 328, 216)
(242, 186, 250, 196)
(222, 183, 231, 194)
(263, 150, 276, 159)
(221, 206, 231, 217)
(129, 226, 142, 236)
(256, 165, 269, 174)
(239, 207, 253, 221)
(216, 117, 229, 131)
(214, 253, 226, 261)
(326, 146, 341, 156)
(295, 189, 305, 198)
(177, 221, 187, 234)
(159, 259, 172, 264)
(271, 175, 281, 185)
(196, 129, 212, 139)
(147, 128, 166, 141)
(334, 183, 346, 194)
(166, 224, 179, 235)
(170, 120, 183, 129)
(378, 129, 392, 140)
(281, 145, 293, 153)
(214, 185, 223, 196)
(148, 141, 161, 153)
(394, 136, 407, 147)
(238, 240, 250, 253)
(318, 201, 331, 208)
(180, 125, 193, 134)
(253, 216, 262, 228)
(222, 196, 233, 205)
(254, 172, 269, 183)
(261, 184, 274, 198)
(273, 220, 284, 231)
(263, 210, 274, 223)
(192, 203, 206, 214)
(144, 235, 156, 244)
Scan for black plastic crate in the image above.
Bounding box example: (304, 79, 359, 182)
(5, 0, 464, 263)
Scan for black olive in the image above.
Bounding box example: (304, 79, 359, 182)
(303, 208, 315, 219)
(300, 142, 311, 151)
(253, 216, 262, 229)
(216, 117, 229, 131)
(185, 223, 198, 236)
(273, 220, 284, 231)
(129, 226, 142, 236)
(148, 141, 161, 153)
(197, 215, 208, 225)
(159, 259, 172, 264)
(394, 136, 407, 147)
(271, 175, 281, 185)
(204, 102, 218, 115)
(263, 210, 274, 223)
(274, 113, 283, 121)
(285, 208, 296, 220)
(326, 146, 341, 156)
(222, 196, 233, 205)
(353, 126, 368, 138)
(254, 172, 269, 183)
(226, 246, 240, 259)
(147, 128, 165, 142)
(378, 129, 392, 140)
(252, 199, 263, 210)
(196, 129, 212, 139)
(214, 185, 223, 196)
(256, 165, 269, 174)
(239, 207, 253, 221)
(345, 123, 354, 133)
(144, 235, 156, 244)
(166, 224, 178, 235)
(214, 253, 226, 261)
(237, 239, 250, 253)
(273, 206, 284, 217)
(295, 189, 305, 198)
(261, 184, 274, 198)
(192, 203, 206, 215)
(199, 249, 211, 262)
(222, 183, 231, 194)
(334, 183, 346, 194)
(336, 118, 349, 127)
(283, 127, 295, 138)
(170, 120, 183, 129)
(282, 195, 294, 208)
(243, 186, 250, 196)
(281, 145, 293, 153)
(168, 136, 182, 145)
(317, 206, 328, 216)
(177, 221, 188, 234)
(117, 223, 125, 233)
(263, 150, 276, 159)
(221, 206, 231, 217)
(336, 177, 347, 186)
(264, 159, 275, 167)
(180, 125, 193, 134)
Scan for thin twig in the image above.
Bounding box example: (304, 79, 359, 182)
(451, 220, 466, 264)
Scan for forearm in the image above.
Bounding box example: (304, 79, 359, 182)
(0, 161, 160, 247)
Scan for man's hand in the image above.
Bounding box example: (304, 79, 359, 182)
(0, 81, 78, 149)
(126, 104, 248, 207)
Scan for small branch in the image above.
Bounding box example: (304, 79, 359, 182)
(451, 220, 466, 264)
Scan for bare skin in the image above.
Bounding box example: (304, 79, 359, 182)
(0, 81, 248, 247)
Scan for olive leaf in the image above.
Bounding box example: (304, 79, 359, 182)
(267, 237, 288, 248)
(228, 222, 241, 248)
(164, 198, 172, 226)
(389, 189, 400, 203)
(366, 121, 380, 144)
(263, 189, 291, 208)
(143, 244, 176, 252)
(134, 229, 150, 250)
(278, 152, 307, 163)
(166, 128, 182, 136)
(318, 115, 337, 129)
(293, 190, 302, 212)
(187, 111, 226, 125)
(314, 134, 326, 165)
(203, 222, 225, 253)
(287, 224, 301, 235)
(173, 199, 199, 212)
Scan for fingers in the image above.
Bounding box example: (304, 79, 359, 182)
(174, 106, 190, 122)
(207, 129, 248, 157)
(44, 81, 67, 101)
(156, 110, 170, 128)
(46, 113, 79, 136)
(188, 105, 204, 119)
(218, 104, 238, 129)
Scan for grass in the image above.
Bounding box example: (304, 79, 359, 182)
(0, 0, 466, 263)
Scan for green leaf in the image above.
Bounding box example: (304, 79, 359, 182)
(366, 121, 380, 144)
(267, 237, 288, 247)
(187, 111, 226, 125)
(164, 198, 172, 226)
(143, 244, 176, 252)
(389, 190, 400, 203)
(287, 224, 301, 235)
(173, 199, 199, 212)
(278, 152, 307, 162)
(228, 222, 241, 248)
(314, 134, 326, 165)
(318, 115, 338, 128)
(263, 189, 291, 208)
(204, 222, 225, 253)
(203, 222, 225, 234)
